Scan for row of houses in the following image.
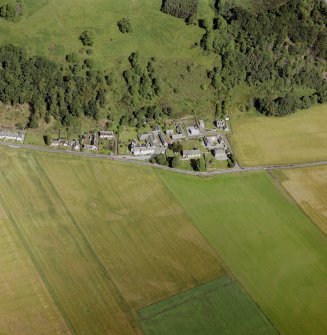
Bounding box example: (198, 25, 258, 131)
(0, 130, 25, 143)
(49, 130, 115, 152)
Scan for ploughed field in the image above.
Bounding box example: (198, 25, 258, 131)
(0, 147, 327, 334)
(230, 103, 327, 166)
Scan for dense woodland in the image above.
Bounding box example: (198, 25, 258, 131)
(201, 0, 327, 116)
(0, 45, 109, 127)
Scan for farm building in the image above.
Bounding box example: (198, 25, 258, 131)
(182, 149, 201, 159)
(213, 148, 228, 160)
(99, 131, 114, 140)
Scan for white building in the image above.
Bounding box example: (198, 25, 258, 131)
(99, 131, 114, 140)
(132, 145, 156, 156)
(0, 130, 25, 143)
(187, 126, 201, 136)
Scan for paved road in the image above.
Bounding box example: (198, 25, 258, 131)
(1, 141, 327, 177)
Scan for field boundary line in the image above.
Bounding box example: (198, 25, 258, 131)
(137, 276, 236, 321)
(0, 182, 76, 335)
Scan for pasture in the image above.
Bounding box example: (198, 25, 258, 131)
(0, 147, 223, 334)
(230, 104, 327, 166)
(139, 276, 277, 335)
(272, 166, 327, 236)
(160, 170, 327, 335)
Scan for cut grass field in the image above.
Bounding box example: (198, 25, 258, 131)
(0, 203, 70, 335)
(160, 170, 327, 335)
(272, 166, 327, 236)
(139, 276, 277, 335)
(230, 103, 327, 166)
(0, 147, 223, 334)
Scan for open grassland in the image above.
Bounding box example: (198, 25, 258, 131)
(230, 104, 327, 166)
(0, 0, 216, 117)
(139, 276, 277, 335)
(272, 166, 327, 235)
(0, 0, 205, 65)
(0, 204, 70, 335)
(0, 147, 223, 334)
(160, 171, 327, 335)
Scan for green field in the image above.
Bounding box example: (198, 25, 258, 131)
(0, 147, 223, 334)
(230, 103, 327, 166)
(139, 276, 277, 335)
(160, 170, 327, 335)
(272, 166, 327, 236)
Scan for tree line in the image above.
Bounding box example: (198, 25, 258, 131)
(161, 0, 198, 21)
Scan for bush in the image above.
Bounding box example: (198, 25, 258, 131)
(0, 1, 23, 22)
(80, 31, 94, 47)
(117, 18, 132, 33)
(170, 155, 180, 168)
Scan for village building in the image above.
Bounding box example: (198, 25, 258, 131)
(187, 126, 201, 137)
(83, 144, 98, 151)
(0, 130, 25, 143)
(158, 131, 168, 147)
(182, 149, 201, 159)
(203, 135, 224, 150)
(213, 148, 228, 160)
(171, 133, 185, 140)
(50, 139, 60, 147)
(99, 131, 114, 140)
(215, 119, 229, 131)
(218, 136, 225, 145)
(131, 144, 157, 156)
